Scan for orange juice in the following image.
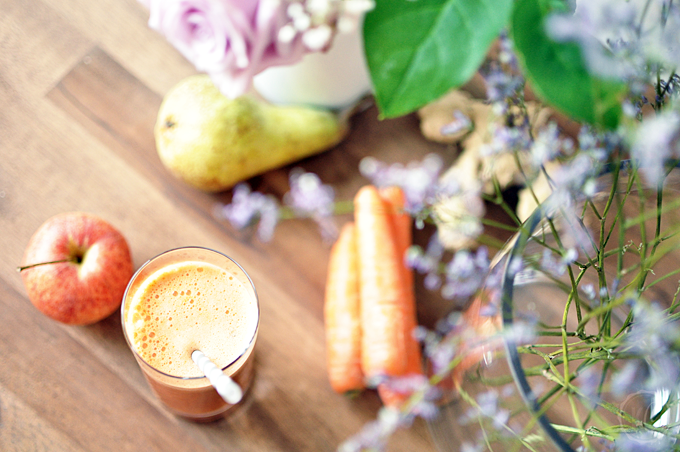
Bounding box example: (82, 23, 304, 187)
(122, 247, 259, 421)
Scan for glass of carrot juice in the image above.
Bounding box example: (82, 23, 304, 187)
(121, 246, 259, 422)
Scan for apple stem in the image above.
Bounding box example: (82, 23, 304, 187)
(17, 259, 76, 272)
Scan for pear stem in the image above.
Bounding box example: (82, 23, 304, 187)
(17, 259, 75, 272)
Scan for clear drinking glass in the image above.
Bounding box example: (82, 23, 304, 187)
(121, 247, 260, 422)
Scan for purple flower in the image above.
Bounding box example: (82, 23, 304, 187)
(631, 111, 680, 187)
(530, 122, 574, 168)
(284, 168, 335, 216)
(460, 390, 510, 430)
(546, 0, 639, 79)
(441, 110, 472, 136)
(620, 300, 680, 392)
(576, 366, 602, 409)
(406, 233, 445, 290)
(540, 247, 577, 277)
(283, 168, 337, 240)
(441, 247, 490, 301)
(214, 183, 280, 241)
(482, 63, 523, 106)
(483, 118, 532, 155)
(375, 374, 442, 419)
(611, 360, 648, 398)
(145, 0, 306, 98)
(359, 154, 457, 216)
(338, 407, 411, 452)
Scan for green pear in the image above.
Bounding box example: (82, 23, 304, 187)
(154, 74, 349, 192)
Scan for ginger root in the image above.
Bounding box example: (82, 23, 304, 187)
(417, 89, 555, 250)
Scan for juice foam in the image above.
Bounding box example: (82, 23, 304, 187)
(125, 260, 258, 378)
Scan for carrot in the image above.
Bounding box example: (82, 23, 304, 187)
(376, 186, 424, 407)
(324, 222, 365, 394)
(454, 290, 501, 388)
(436, 290, 501, 393)
(378, 186, 414, 289)
(354, 185, 411, 381)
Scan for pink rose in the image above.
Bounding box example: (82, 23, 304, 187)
(145, 0, 306, 98)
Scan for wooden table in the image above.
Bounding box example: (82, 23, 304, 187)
(0, 1, 479, 451)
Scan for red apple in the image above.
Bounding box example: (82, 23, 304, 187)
(19, 212, 134, 325)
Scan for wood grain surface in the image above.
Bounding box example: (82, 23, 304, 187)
(0, 1, 509, 451)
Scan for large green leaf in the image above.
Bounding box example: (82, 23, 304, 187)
(511, 0, 626, 129)
(363, 0, 513, 118)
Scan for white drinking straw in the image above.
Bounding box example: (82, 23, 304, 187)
(191, 350, 243, 405)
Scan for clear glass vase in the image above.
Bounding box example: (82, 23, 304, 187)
(428, 163, 680, 451)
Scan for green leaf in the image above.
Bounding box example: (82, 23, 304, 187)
(511, 0, 626, 130)
(363, 0, 513, 118)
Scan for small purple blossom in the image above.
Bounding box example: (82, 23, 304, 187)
(338, 407, 411, 452)
(581, 283, 601, 306)
(530, 122, 574, 168)
(611, 360, 649, 398)
(500, 319, 537, 346)
(359, 154, 457, 215)
(482, 62, 523, 108)
(427, 339, 458, 376)
(283, 168, 337, 239)
(576, 366, 602, 409)
(441, 247, 490, 301)
(540, 247, 577, 277)
(482, 117, 532, 156)
(631, 111, 680, 187)
(497, 31, 519, 71)
(284, 168, 335, 216)
(621, 300, 680, 392)
(441, 110, 472, 136)
(546, 0, 639, 80)
(507, 255, 525, 280)
(214, 183, 280, 241)
(406, 233, 445, 290)
(627, 301, 680, 356)
(460, 390, 511, 430)
(377, 374, 442, 419)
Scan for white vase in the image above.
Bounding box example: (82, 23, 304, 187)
(253, 25, 373, 110)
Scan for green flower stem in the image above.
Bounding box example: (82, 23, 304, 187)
(650, 389, 678, 424)
(480, 217, 523, 233)
(576, 294, 630, 332)
(457, 386, 543, 452)
(597, 164, 626, 338)
(650, 174, 665, 260)
(475, 234, 510, 252)
(644, 265, 680, 290)
(331, 200, 355, 216)
(278, 200, 355, 221)
(487, 175, 523, 228)
(621, 194, 680, 230)
(567, 392, 590, 450)
(550, 424, 615, 441)
(575, 360, 614, 442)
(561, 279, 574, 401)
(669, 283, 680, 313)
